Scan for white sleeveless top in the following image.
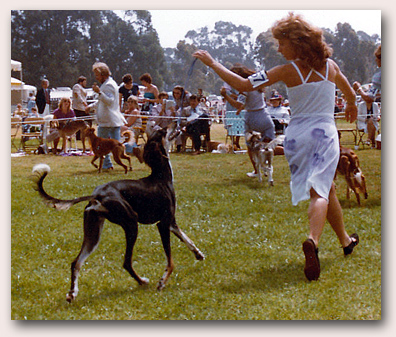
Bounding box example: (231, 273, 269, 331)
(283, 60, 339, 206)
(287, 60, 335, 119)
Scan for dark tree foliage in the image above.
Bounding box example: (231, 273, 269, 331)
(178, 21, 256, 94)
(11, 10, 168, 89)
(11, 10, 380, 98)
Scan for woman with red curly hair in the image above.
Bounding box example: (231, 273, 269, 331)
(194, 12, 359, 281)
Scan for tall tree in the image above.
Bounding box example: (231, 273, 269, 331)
(185, 21, 256, 69)
(169, 21, 257, 94)
(167, 41, 208, 94)
(11, 10, 168, 89)
(330, 23, 378, 85)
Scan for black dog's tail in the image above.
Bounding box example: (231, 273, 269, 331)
(32, 164, 93, 211)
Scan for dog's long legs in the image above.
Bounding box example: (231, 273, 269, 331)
(122, 222, 149, 286)
(343, 162, 361, 205)
(156, 221, 174, 290)
(266, 152, 274, 186)
(349, 184, 361, 205)
(267, 164, 274, 186)
(62, 137, 68, 153)
(98, 156, 104, 173)
(119, 151, 132, 172)
(66, 208, 105, 302)
(112, 148, 132, 174)
(81, 131, 86, 153)
(91, 155, 99, 169)
(170, 223, 205, 261)
(257, 162, 263, 182)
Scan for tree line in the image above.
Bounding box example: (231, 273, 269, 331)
(11, 10, 380, 98)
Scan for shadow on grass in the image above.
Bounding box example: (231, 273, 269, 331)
(213, 176, 290, 191)
(219, 256, 334, 294)
(69, 283, 151, 306)
(71, 167, 148, 178)
(339, 197, 381, 209)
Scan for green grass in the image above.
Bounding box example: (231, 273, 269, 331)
(11, 124, 381, 320)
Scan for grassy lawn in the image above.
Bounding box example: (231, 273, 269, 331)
(10, 123, 381, 320)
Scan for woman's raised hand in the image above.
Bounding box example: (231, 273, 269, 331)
(193, 50, 215, 67)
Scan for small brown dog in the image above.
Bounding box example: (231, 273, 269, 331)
(52, 120, 89, 153)
(208, 141, 235, 154)
(121, 130, 144, 163)
(336, 145, 368, 205)
(85, 128, 132, 173)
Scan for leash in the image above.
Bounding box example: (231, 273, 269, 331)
(180, 57, 198, 108)
(187, 57, 198, 78)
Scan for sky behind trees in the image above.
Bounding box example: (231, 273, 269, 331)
(149, 10, 381, 49)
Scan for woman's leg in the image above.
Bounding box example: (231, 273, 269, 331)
(247, 147, 257, 174)
(307, 188, 328, 247)
(303, 188, 328, 281)
(234, 136, 241, 149)
(308, 185, 351, 248)
(326, 183, 352, 247)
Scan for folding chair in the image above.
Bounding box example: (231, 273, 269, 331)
(224, 110, 245, 145)
(11, 117, 22, 151)
(355, 122, 367, 149)
(20, 117, 46, 153)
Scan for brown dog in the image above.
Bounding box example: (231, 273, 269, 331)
(52, 120, 89, 153)
(336, 145, 368, 205)
(85, 128, 132, 173)
(121, 130, 144, 163)
(208, 141, 235, 154)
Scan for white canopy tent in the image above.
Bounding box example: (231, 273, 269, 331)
(11, 77, 36, 92)
(11, 60, 37, 108)
(11, 59, 22, 72)
(11, 60, 23, 106)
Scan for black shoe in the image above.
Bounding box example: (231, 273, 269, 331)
(343, 233, 359, 256)
(302, 239, 320, 281)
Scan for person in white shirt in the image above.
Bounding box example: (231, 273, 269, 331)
(180, 95, 210, 155)
(72, 76, 90, 140)
(86, 62, 127, 170)
(266, 94, 290, 134)
(148, 92, 176, 133)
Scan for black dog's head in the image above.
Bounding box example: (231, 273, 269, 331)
(143, 128, 169, 169)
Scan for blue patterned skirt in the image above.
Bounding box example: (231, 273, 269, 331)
(283, 115, 339, 205)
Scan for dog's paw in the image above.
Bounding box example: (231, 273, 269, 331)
(195, 250, 205, 261)
(139, 277, 149, 286)
(157, 281, 166, 291)
(66, 291, 76, 303)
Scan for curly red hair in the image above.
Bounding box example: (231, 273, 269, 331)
(271, 12, 333, 70)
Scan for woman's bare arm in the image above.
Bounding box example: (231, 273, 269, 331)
(331, 59, 357, 123)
